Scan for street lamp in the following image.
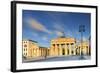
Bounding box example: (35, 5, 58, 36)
(79, 25, 85, 59)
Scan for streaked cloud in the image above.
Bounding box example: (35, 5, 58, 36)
(26, 18, 51, 34)
(53, 23, 64, 31)
(42, 36, 48, 41)
(55, 30, 64, 37)
(32, 32, 38, 37)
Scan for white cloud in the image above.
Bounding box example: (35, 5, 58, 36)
(55, 30, 64, 37)
(26, 18, 51, 34)
(53, 23, 64, 31)
(53, 23, 66, 37)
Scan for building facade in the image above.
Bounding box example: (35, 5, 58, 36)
(76, 41, 90, 55)
(50, 37, 76, 56)
(22, 40, 49, 59)
(22, 37, 90, 59)
(50, 37, 90, 57)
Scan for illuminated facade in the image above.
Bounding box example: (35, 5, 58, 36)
(76, 41, 90, 55)
(22, 37, 90, 59)
(22, 40, 49, 59)
(50, 37, 90, 56)
(50, 37, 76, 56)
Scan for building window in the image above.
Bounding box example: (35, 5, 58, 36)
(86, 46, 88, 49)
(24, 53, 25, 56)
(24, 41, 27, 43)
(24, 44, 27, 47)
(24, 48, 25, 51)
(26, 53, 27, 56)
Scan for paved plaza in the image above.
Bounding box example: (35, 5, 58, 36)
(23, 55, 91, 63)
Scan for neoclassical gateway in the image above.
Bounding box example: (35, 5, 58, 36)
(50, 37, 90, 56)
(22, 36, 90, 59)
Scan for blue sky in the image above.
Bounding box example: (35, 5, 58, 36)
(22, 10, 91, 47)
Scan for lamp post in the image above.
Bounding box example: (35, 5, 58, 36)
(79, 25, 85, 59)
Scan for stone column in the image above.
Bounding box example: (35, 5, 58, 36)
(49, 47, 51, 56)
(52, 44, 55, 56)
(52, 45, 54, 56)
(50, 47, 52, 56)
(42, 49, 43, 56)
(39, 49, 40, 57)
(32, 49, 34, 57)
(38, 49, 39, 57)
(36, 49, 37, 57)
(37, 49, 39, 57)
(56, 44, 59, 56)
(50, 45, 53, 56)
(73, 43, 76, 55)
(57, 45, 59, 56)
(34, 49, 36, 57)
